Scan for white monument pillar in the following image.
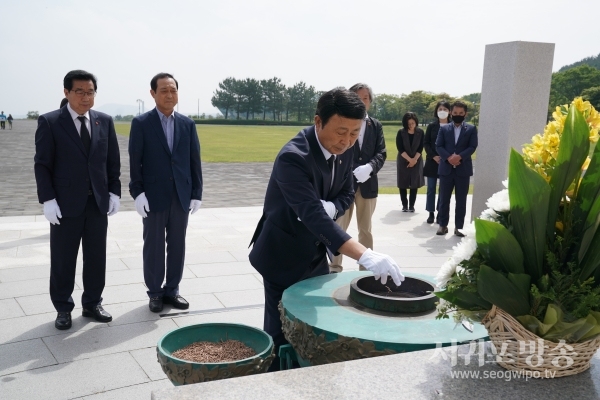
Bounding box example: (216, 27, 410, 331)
(472, 41, 555, 219)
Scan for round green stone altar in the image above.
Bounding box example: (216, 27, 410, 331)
(280, 271, 488, 367)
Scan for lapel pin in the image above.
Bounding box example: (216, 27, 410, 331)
(339, 159, 342, 164)
(95, 121, 99, 125)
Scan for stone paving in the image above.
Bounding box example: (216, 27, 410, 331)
(0, 193, 470, 400)
(0, 119, 468, 399)
(0, 120, 399, 216)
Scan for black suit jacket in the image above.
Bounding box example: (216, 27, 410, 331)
(436, 122, 478, 177)
(423, 122, 441, 178)
(128, 108, 203, 212)
(34, 107, 121, 217)
(249, 126, 354, 287)
(351, 116, 386, 198)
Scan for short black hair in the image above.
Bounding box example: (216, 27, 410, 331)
(402, 112, 419, 130)
(60, 98, 68, 108)
(63, 70, 97, 91)
(151, 73, 179, 92)
(433, 100, 452, 121)
(315, 87, 366, 127)
(451, 101, 468, 113)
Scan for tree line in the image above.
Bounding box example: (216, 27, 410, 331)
(211, 77, 320, 122)
(211, 76, 480, 124)
(549, 64, 600, 115)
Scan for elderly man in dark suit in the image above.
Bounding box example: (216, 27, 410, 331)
(435, 101, 478, 237)
(34, 70, 121, 330)
(129, 73, 203, 313)
(249, 88, 404, 371)
(329, 83, 386, 273)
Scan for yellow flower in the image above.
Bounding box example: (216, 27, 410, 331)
(556, 221, 564, 232)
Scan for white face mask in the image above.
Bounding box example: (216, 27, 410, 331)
(437, 110, 449, 120)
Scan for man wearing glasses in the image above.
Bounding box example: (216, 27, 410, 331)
(34, 70, 121, 330)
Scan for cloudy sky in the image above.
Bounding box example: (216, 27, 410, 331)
(1, 0, 598, 117)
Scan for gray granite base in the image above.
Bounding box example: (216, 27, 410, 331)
(151, 343, 600, 400)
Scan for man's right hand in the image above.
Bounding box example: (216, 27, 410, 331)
(43, 199, 62, 225)
(135, 192, 150, 218)
(358, 249, 405, 286)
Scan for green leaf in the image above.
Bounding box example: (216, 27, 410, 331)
(508, 149, 551, 282)
(477, 264, 530, 317)
(475, 219, 524, 274)
(581, 226, 600, 281)
(547, 105, 590, 237)
(576, 143, 600, 278)
(435, 288, 491, 310)
(507, 273, 531, 300)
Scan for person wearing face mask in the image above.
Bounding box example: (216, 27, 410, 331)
(423, 101, 451, 224)
(396, 112, 424, 212)
(435, 101, 478, 237)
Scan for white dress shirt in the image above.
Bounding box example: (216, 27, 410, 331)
(66, 103, 91, 136)
(358, 113, 368, 150)
(453, 122, 464, 144)
(314, 125, 335, 188)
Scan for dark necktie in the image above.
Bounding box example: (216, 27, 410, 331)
(77, 116, 91, 154)
(327, 155, 335, 172)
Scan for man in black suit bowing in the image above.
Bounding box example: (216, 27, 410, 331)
(129, 73, 202, 313)
(249, 88, 404, 370)
(435, 101, 478, 237)
(34, 70, 121, 330)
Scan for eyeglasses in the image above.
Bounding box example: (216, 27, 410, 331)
(71, 90, 96, 98)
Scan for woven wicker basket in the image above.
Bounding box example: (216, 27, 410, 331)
(481, 306, 600, 378)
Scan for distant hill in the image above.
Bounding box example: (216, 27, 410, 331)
(559, 53, 600, 72)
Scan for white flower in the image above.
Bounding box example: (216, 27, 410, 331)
(462, 221, 476, 237)
(479, 208, 499, 221)
(486, 189, 510, 213)
(502, 179, 508, 189)
(451, 237, 477, 264)
(436, 258, 459, 288)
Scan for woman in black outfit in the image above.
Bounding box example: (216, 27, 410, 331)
(396, 112, 424, 212)
(423, 101, 451, 223)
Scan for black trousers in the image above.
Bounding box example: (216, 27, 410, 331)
(143, 191, 189, 298)
(263, 244, 329, 371)
(438, 170, 470, 229)
(50, 194, 107, 312)
(399, 188, 418, 208)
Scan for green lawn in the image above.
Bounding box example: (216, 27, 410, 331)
(114, 123, 474, 163)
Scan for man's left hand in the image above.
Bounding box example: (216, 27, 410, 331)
(107, 193, 120, 216)
(353, 164, 373, 183)
(320, 200, 337, 219)
(189, 200, 202, 214)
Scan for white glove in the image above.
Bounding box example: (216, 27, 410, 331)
(320, 200, 337, 219)
(107, 193, 120, 216)
(353, 164, 373, 183)
(189, 199, 202, 214)
(135, 192, 150, 218)
(43, 199, 62, 225)
(358, 248, 405, 286)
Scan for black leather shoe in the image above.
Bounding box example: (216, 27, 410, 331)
(402, 205, 408, 212)
(149, 296, 164, 313)
(454, 228, 465, 237)
(55, 312, 72, 330)
(426, 212, 434, 224)
(437, 226, 448, 235)
(82, 305, 112, 323)
(163, 295, 189, 310)
(409, 206, 415, 213)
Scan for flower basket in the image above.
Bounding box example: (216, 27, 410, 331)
(482, 306, 600, 378)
